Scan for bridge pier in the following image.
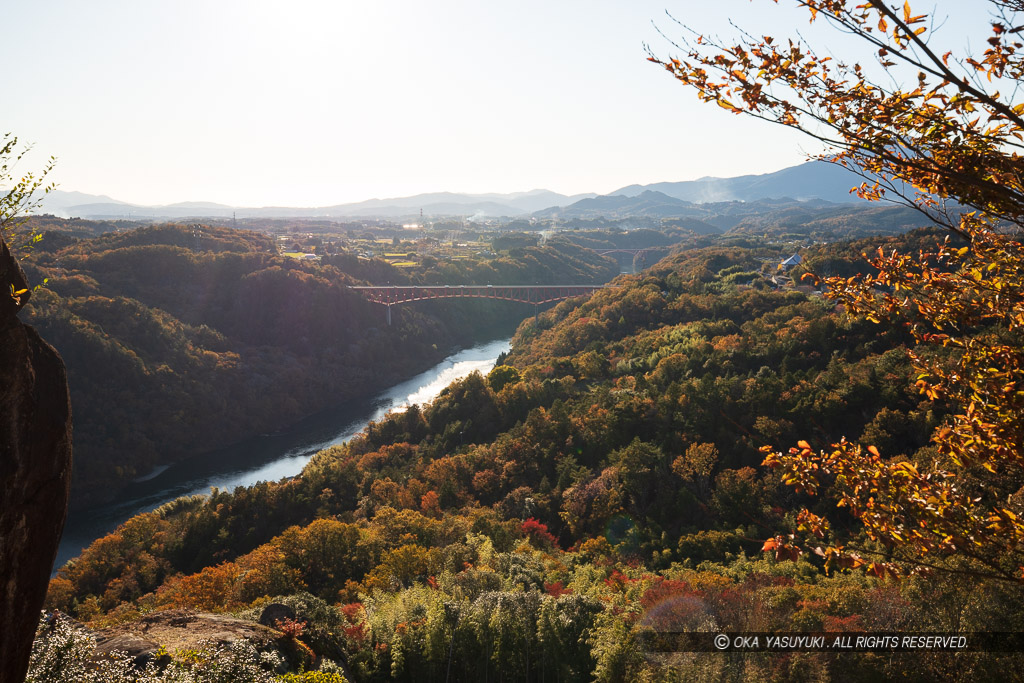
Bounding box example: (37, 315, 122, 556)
(386, 304, 392, 326)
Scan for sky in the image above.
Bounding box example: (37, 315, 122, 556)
(2, 1, 996, 207)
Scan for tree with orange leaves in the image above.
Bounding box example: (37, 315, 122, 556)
(651, 0, 1024, 582)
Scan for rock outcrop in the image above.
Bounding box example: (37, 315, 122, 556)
(93, 632, 168, 669)
(94, 609, 280, 659)
(0, 237, 73, 683)
(258, 603, 298, 628)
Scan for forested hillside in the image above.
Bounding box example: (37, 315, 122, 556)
(18, 0, 1024, 678)
(536, 194, 923, 239)
(19, 222, 617, 509)
(43, 229, 1022, 681)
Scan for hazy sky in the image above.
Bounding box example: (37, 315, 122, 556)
(3, 1, 992, 207)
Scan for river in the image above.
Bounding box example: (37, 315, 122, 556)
(55, 337, 512, 570)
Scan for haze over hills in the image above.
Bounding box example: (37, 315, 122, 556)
(532, 190, 707, 221)
(38, 188, 597, 220)
(38, 161, 872, 220)
(40, 190, 128, 211)
(609, 160, 869, 204)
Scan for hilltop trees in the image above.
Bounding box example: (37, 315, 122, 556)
(651, 0, 1024, 580)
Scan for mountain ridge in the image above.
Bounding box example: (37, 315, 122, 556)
(38, 161, 871, 220)
(608, 160, 867, 203)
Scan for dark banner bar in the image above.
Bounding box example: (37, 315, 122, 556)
(638, 631, 1024, 653)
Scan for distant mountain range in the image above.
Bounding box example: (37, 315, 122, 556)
(38, 188, 597, 220)
(39, 161, 874, 220)
(609, 160, 866, 204)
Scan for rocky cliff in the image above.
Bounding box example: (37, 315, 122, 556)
(0, 237, 73, 683)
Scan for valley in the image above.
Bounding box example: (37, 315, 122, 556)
(7, 3, 1024, 681)
(28, 212, 1021, 681)
(54, 338, 511, 570)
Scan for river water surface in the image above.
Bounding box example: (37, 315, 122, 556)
(55, 337, 511, 569)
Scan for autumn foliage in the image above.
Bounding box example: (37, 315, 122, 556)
(653, 0, 1024, 582)
(33, 4, 1024, 678)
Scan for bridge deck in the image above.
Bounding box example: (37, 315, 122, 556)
(350, 284, 608, 306)
(593, 248, 651, 255)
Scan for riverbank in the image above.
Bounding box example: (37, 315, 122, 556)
(55, 337, 511, 571)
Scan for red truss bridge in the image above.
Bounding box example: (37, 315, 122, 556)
(349, 284, 609, 324)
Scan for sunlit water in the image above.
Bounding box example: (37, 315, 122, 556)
(55, 337, 511, 570)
